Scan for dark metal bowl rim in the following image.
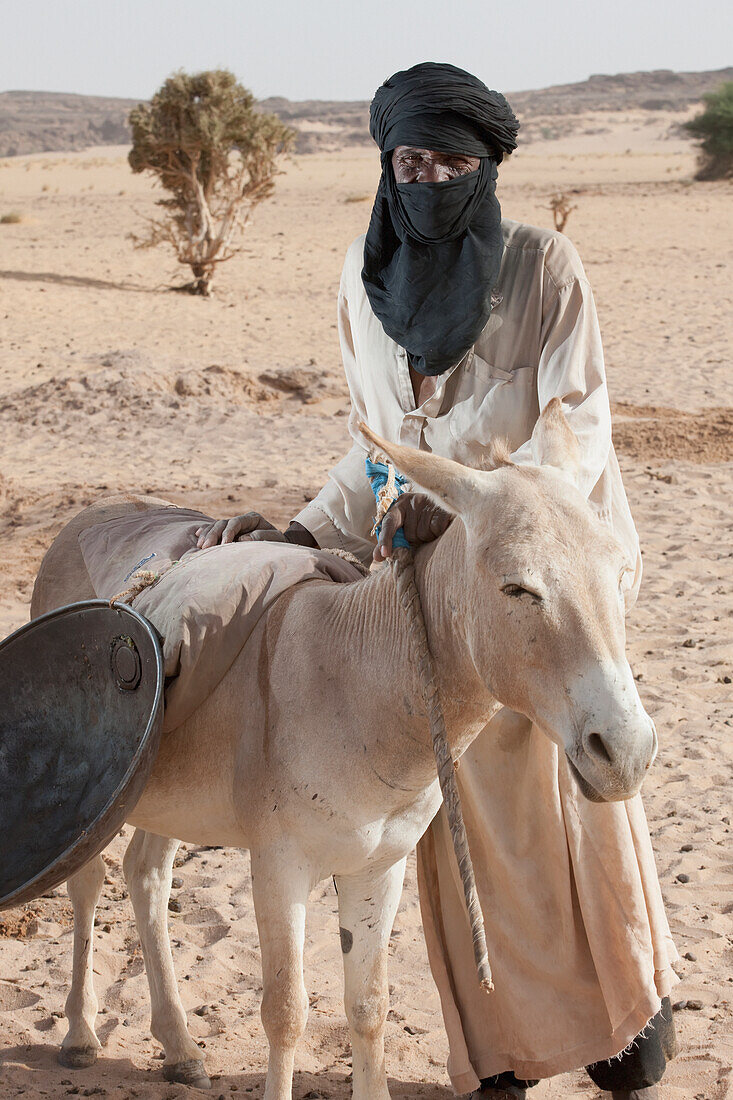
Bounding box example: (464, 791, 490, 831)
(0, 599, 164, 908)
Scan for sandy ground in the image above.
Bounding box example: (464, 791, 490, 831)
(0, 125, 731, 1100)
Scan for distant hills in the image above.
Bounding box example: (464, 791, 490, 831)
(0, 90, 138, 157)
(1, 67, 731, 158)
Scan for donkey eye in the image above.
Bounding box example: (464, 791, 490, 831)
(501, 583, 543, 602)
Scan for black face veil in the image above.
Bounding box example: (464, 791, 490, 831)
(362, 62, 519, 376)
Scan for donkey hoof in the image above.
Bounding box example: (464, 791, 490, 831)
(58, 1045, 98, 1068)
(163, 1058, 211, 1089)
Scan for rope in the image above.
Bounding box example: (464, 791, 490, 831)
(109, 569, 160, 608)
(392, 546, 493, 993)
(364, 451, 491, 991)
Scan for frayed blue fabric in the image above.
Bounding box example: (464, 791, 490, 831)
(365, 456, 411, 550)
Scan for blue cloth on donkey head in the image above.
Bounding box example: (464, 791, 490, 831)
(365, 456, 411, 550)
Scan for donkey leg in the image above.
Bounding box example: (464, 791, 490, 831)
(59, 853, 106, 1068)
(335, 858, 407, 1100)
(251, 848, 313, 1100)
(123, 829, 210, 1088)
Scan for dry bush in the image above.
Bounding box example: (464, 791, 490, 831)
(0, 211, 22, 224)
(128, 69, 295, 295)
(547, 193, 577, 233)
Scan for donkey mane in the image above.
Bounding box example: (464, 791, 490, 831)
(479, 436, 514, 471)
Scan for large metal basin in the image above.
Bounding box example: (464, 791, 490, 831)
(0, 600, 164, 910)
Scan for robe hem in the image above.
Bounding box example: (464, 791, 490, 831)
(446, 968, 678, 1094)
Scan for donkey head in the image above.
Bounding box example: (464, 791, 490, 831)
(361, 400, 656, 802)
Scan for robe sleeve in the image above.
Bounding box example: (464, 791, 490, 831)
(509, 271, 641, 611)
(292, 287, 378, 565)
(510, 276, 610, 495)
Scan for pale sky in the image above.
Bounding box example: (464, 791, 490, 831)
(1, 0, 731, 102)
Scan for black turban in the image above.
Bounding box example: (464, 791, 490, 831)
(362, 62, 519, 376)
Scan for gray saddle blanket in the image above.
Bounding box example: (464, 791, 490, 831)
(78, 506, 364, 732)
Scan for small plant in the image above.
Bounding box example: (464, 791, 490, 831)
(684, 81, 733, 181)
(547, 193, 577, 233)
(128, 69, 295, 295)
(0, 211, 22, 224)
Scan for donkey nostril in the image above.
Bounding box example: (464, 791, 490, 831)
(586, 732, 612, 765)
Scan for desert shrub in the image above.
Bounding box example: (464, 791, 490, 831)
(684, 82, 733, 181)
(128, 69, 295, 295)
(0, 211, 22, 224)
(547, 193, 577, 233)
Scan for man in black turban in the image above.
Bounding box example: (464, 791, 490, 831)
(197, 62, 676, 1100)
(362, 61, 518, 377)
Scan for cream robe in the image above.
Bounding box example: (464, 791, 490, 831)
(295, 221, 678, 1089)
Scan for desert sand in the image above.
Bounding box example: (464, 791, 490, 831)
(0, 119, 731, 1100)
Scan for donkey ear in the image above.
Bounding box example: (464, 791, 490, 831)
(530, 398, 580, 483)
(359, 422, 488, 517)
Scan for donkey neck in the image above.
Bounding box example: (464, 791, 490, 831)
(320, 522, 496, 768)
(414, 521, 499, 747)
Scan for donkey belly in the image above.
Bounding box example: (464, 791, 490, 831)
(126, 704, 250, 848)
(128, 757, 440, 879)
(129, 701, 443, 884)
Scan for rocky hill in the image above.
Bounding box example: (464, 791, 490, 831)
(1, 66, 731, 158)
(0, 90, 138, 157)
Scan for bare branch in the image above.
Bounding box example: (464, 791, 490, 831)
(546, 192, 578, 233)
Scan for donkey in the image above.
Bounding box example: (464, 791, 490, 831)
(31, 401, 656, 1099)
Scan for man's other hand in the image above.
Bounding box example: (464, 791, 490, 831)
(196, 513, 282, 549)
(195, 515, 319, 550)
(374, 493, 452, 562)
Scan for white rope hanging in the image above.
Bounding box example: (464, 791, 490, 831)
(370, 453, 493, 992)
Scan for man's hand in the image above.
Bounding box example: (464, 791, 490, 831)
(195, 515, 319, 550)
(374, 493, 452, 562)
(196, 513, 282, 549)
